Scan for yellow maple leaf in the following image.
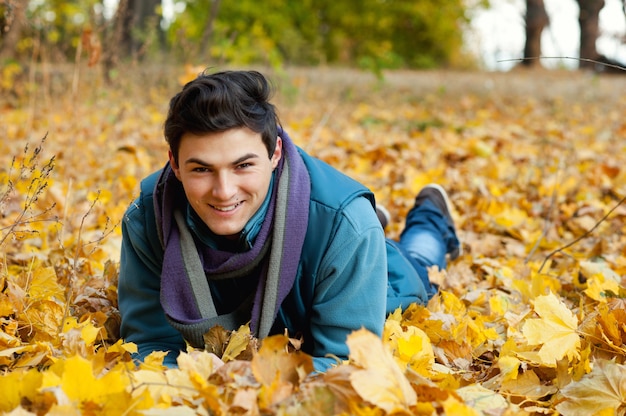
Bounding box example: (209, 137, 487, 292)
(501, 368, 557, 399)
(140, 350, 169, 370)
(441, 395, 482, 416)
(556, 359, 626, 416)
(497, 355, 521, 381)
(22, 299, 65, 342)
(529, 270, 562, 299)
(456, 384, 509, 414)
(87, 189, 112, 204)
(129, 369, 169, 409)
(438, 290, 467, 319)
(492, 205, 529, 232)
(579, 260, 622, 284)
(251, 334, 313, 387)
(0, 370, 42, 412)
(584, 274, 621, 302)
(53, 355, 129, 404)
(0, 292, 16, 316)
(384, 309, 434, 375)
(107, 338, 138, 354)
(594, 304, 626, 352)
(177, 350, 223, 380)
(466, 314, 500, 348)
(489, 292, 513, 317)
(387, 321, 434, 376)
(346, 328, 417, 413)
(28, 266, 64, 302)
(222, 323, 252, 362)
(62, 316, 101, 346)
(522, 292, 580, 365)
(257, 372, 294, 411)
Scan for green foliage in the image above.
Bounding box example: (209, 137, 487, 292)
(167, 0, 325, 67)
(6, 0, 473, 70)
(166, 0, 471, 69)
(3, 0, 102, 61)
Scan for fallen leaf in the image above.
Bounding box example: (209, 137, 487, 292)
(456, 384, 508, 413)
(251, 333, 313, 386)
(522, 292, 581, 365)
(500, 369, 558, 399)
(222, 324, 253, 362)
(346, 328, 417, 413)
(556, 359, 626, 416)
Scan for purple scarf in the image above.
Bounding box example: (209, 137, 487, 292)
(154, 129, 311, 347)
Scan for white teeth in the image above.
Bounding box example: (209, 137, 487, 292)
(212, 202, 240, 212)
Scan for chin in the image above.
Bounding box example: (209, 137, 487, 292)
(208, 223, 245, 238)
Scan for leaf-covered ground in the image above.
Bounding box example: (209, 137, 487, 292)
(1, 65, 625, 415)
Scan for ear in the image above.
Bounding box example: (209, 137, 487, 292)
(168, 150, 182, 181)
(271, 137, 282, 169)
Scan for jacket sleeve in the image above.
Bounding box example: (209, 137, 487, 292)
(385, 239, 430, 313)
(309, 196, 388, 372)
(118, 197, 186, 367)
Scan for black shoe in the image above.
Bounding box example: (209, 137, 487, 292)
(414, 184, 462, 260)
(376, 205, 390, 230)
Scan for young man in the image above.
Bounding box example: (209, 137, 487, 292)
(118, 70, 461, 372)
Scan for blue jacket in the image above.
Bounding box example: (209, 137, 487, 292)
(118, 148, 428, 371)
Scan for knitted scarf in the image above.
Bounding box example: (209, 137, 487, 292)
(154, 129, 310, 348)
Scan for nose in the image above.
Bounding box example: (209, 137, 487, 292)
(212, 172, 237, 200)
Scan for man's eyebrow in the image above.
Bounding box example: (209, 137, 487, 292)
(183, 153, 260, 167)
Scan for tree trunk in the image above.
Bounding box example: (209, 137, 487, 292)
(577, 0, 605, 69)
(116, 0, 161, 59)
(200, 0, 222, 57)
(522, 0, 549, 67)
(0, 0, 28, 61)
(134, 0, 161, 56)
(102, 0, 129, 84)
(119, 0, 135, 57)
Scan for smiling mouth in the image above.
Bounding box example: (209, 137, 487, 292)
(210, 202, 242, 212)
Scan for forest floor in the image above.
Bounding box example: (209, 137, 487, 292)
(1, 64, 625, 415)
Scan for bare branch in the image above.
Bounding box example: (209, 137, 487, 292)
(538, 194, 626, 274)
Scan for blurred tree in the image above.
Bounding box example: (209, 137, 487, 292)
(1, 0, 476, 70)
(199, 0, 221, 56)
(522, 0, 549, 67)
(0, 0, 28, 60)
(166, 0, 471, 70)
(168, 0, 323, 66)
(100, 0, 164, 82)
(117, 0, 162, 58)
(0, 0, 105, 62)
(317, 0, 468, 71)
(102, 0, 127, 82)
(576, 0, 604, 69)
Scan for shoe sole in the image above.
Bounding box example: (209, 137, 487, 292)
(424, 184, 463, 259)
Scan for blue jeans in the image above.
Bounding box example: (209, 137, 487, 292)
(393, 199, 460, 298)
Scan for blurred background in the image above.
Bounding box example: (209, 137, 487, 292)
(1, 0, 624, 79)
(468, 0, 626, 70)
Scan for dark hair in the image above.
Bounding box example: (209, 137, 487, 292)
(164, 70, 280, 163)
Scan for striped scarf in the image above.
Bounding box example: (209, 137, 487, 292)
(154, 129, 310, 348)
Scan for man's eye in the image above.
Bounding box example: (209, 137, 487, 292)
(192, 167, 210, 173)
(237, 163, 252, 169)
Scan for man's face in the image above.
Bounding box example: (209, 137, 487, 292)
(170, 127, 282, 238)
